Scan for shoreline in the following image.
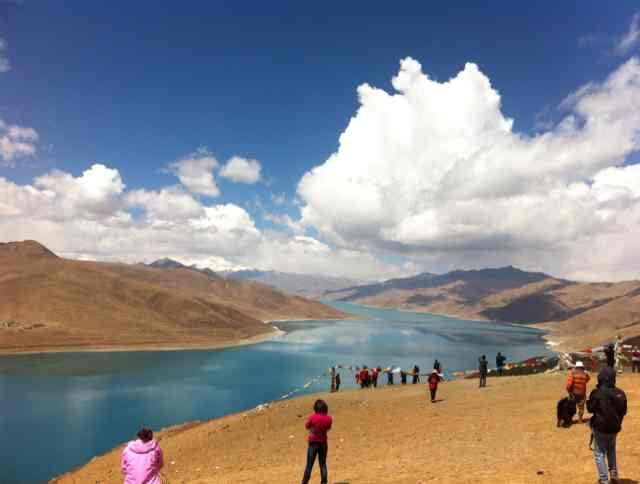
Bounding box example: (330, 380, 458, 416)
(0, 328, 285, 356)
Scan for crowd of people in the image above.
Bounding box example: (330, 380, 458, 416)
(329, 360, 444, 393)
(118, 342, 636, 484)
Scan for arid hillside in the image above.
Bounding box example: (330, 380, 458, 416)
(54, 373, 640, 484)
(0, 241, 347, 353)
(326, 267, 640, 349)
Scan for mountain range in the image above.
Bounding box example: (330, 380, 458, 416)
(324, 266, 640, 349)
(0, 241, 347, 353)
(146, 258, 362, 297)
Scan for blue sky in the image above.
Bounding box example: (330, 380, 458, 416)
(1, 2, 640, 280)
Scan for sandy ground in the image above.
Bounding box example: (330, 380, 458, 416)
(54, 373, 640, 484)
(0, 329, 285, 355)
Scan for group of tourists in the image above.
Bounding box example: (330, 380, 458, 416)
(560, 341, 629, 484)
(330, 360, 444, 392)
(477, 352, 507, 387)
(304, 360, 445, 483)
(118, 340, 635, 484)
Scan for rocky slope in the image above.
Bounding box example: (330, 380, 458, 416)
(0, 241, 347, 353)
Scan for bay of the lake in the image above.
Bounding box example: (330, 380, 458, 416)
(0, 302, 553, 483)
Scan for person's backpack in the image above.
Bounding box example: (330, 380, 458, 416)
(557, 396, 577, 427)
(591, 388, 627, 433)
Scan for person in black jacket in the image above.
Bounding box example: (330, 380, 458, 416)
(496, 352, 507, 376)
(604, 344, 616, 368)
(412, 365, 420, 384)
(478, 355, 488, 388)
(586, 366, 627, 484)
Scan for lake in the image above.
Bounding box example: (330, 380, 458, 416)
(0, 302, 552, 483)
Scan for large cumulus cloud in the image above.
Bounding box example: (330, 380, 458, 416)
(297, 57, 640, 280)
(0, 164, 400, 279)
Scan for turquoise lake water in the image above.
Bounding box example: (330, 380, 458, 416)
(0, 302, 552, 483)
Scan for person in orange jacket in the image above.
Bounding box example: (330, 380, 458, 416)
(566, 360, 590, 422)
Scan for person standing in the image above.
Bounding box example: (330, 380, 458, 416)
(400, 370, 407, 385)
(632, 347, 640, 373)
(427, 370, 441, 403)
(301, 399, 333, 484)
(587, 367, 627, 484)
(614, 335, 623, 372)
(371, 366, 380, 388)
(496, 352, 507, 377)
(387, 368, 394, 385)
(334, 372, 341, 392)
(121, 427, 164, 484)
(359, 366, 370, 389)
(433, 359, 441, 373)
(412, 365, 420, 384)
(478, 355, 488, 388)
(329, 367, 336, 392)
(566, 361, 590, 422)
(604, 344, 615, 369)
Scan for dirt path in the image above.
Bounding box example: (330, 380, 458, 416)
(54, 373, 640, 484)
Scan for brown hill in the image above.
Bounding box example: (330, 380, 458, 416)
(326, 267, 640, 349)
(54, 373, 640, 484)
(0, 241, 347, 353)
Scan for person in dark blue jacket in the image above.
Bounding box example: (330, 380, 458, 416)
(587, 367, 627, 484)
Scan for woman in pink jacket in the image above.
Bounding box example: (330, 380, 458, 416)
(121, 427, 164, 484)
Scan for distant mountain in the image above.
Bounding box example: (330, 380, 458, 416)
(147, 260, 363, 297)
(0, 241, 348, 353)
(146, 258, 221, 280)
(324, 265, 640, 348)
(324, 271, 439, 301)
(147, 257, 189, 270)
(222, 269, 364, 298)
(325, 266, 551, 302)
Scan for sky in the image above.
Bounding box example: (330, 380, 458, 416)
(1, 1, 640, 281)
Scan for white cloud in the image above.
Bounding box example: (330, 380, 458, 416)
(0, 162, 403, 280)
(615, 12, 640, 55)
(0, 119, 38, 165)
(243, 234, 405, 280)
(263, 211, 305, 234)
(297, 56, 640, 281)
(33, 164, 126, 220)
(169, 149, 220, 197)
(219, 156, 262, 184)
(126, 186, 204, 224)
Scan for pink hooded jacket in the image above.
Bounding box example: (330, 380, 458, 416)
(121, 439, 164, 484)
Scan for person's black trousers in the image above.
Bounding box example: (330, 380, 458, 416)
(633, 361, 640, 373)
(430, 388, 436, 401)
(301, 442, 328, 484)
(479, 374, 487, 387)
